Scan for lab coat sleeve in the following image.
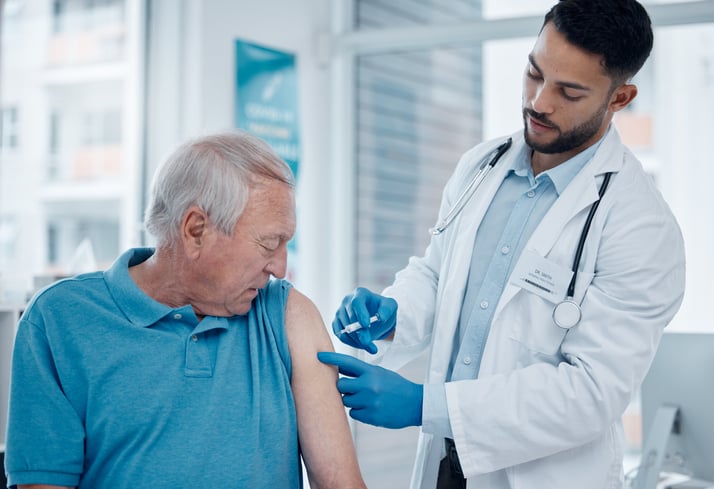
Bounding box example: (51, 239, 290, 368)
(447, 158, 686, 475)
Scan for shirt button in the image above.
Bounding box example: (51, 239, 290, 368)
(463, 356, 472, 365)
(191, 335, 198, 342)
(501, 245, 510, 254)
(480, 300, 489, 309)
(174, 313, 182, 320)
(527, 190, 536, 198)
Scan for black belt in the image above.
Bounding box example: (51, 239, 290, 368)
(436, 438, 466, 489)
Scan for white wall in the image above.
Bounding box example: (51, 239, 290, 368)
(146, 0, 335, 317)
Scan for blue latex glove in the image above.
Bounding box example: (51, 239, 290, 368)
(332, 287, 398, 354)
(317, 351, 423, 429)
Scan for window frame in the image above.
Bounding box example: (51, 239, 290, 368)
(328, 0, 714, 300)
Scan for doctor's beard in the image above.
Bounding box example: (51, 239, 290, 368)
(522, 98, 609, 154)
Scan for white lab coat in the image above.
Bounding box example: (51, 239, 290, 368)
(377, 127, 686, 489)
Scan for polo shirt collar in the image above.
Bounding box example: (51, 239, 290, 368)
(104, 247, 176, 328)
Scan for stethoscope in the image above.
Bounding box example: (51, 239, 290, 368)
(430, 137, 513, 236)
(428, 137, 614, 329)
(552, 171, 612, 328)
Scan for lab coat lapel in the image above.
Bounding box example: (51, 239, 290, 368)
(529, 167, 601, 256)
(494, 127, 626, 315)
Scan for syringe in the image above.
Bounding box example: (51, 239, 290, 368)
(339, 314, 379, 335)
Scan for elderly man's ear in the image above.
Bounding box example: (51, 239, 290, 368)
(182, 205, 210, 256)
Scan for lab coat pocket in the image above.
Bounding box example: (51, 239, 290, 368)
(507, 270, 594, 358)
(506, 291, 568, 358)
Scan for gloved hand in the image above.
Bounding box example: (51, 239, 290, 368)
(332, 287, 398, 354)
(317, 351, 423, 429)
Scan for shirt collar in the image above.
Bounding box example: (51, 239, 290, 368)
(103, 248, 230, 332)
(511, 134, 605, 195)
(103, 247, 175, 327)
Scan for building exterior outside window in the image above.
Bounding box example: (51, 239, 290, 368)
(0, 0, 143, 303)
(0, 107, 19, 151)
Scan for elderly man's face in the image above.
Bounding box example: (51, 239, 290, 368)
(192, 178, 296, 317)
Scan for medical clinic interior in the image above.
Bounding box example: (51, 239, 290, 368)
(1, 1, 714, 488)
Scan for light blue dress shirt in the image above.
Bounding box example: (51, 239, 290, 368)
(423, 138, 602, 438)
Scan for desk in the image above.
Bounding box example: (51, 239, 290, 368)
(625, 453, 714, 489)
(657, 474, 714, 489)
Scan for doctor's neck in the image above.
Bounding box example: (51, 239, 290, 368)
(529, 148, 582, 176)
(526, 123, 611, 176)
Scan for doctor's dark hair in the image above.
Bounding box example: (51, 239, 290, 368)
(144, 130, 295, 248)
(543, 0, 653, 84)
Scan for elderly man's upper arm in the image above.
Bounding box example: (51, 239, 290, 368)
(285, 288, 366, 489)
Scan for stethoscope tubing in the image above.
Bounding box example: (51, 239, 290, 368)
(565, 171, 613, 298)
(429, 136, 615, 329)
(554, 171, 614, 329)
(430, 137, 512, 235)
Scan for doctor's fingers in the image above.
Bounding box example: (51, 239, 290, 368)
(340, 390, 374, 410)
(347, 406, 382, 427)
(336, 376, 366, 395)
(348, 287, 377, 323)
(332, 328, 374, 354)
(352, 327, 375, 349)
(318, 351, 372, 377)
(332, 304, 352, 331)
(375, 296, 397, 324)
(331, 316, 360, 349)
(337, 372, 384, 400)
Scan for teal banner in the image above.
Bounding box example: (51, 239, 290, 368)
(235, 39, 300, 180)
(235, 40, 300, 281)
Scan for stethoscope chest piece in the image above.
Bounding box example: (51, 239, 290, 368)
(553, 299, 581, 329)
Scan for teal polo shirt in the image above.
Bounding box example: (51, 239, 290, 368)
(5, 248, 301, 488)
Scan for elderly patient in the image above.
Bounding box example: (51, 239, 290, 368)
(4, 131, 366, 489)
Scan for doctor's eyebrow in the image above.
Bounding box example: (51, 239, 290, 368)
(527, 54, 592, 92)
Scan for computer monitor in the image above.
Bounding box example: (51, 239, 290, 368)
(635, 332, 714, 489)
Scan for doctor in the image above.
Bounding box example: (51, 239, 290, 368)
(318, 0, 686, 488)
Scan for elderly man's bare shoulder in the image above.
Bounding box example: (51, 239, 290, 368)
(284, 287, 331, 345)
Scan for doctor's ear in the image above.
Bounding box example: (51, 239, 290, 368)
(608, 84, 638, 113)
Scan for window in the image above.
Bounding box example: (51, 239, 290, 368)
(0, 107, 19, 151)
(355, 2, 484, 293)
(82, 109, 121, 146)
(49, 0, 126, 65)
(347, 5, 714, 336)
(0, 0, 143, 300)
(483, 0, 706, 19)
(52, 0, 125, 34)
(0, 216, 17, 269)
(46, 216, 119, 271)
